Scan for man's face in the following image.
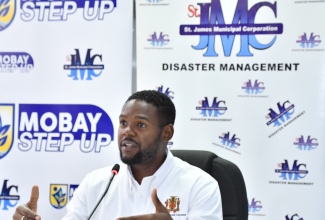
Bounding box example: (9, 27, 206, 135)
(118, 99, 165, 165)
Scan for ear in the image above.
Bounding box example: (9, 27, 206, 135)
(162, 124, 174, 142)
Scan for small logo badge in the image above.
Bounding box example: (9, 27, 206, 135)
(50, 184, 68, 209)
(242, 80, 265, 94)
(275, 160, 308, 181)
(157, 85, 174, 99)
(0, 104, 14, 160)
(266, 101, 294, 127)
(148, 32, 170, 46)
(64, 49, 104, 80)
(285, 214, 303, 220)
(294, 135, 318, 151)
(248, 198, 262, 213)
(0, 179, 20, 210)
(196, 97, 227, 117)
(219, 132, 240, 148)
(0, 0, 16, 32)
(296, 32, 321, 48)
(165, 196, 180, 213)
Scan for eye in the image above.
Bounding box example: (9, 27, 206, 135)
(137, 122, 146, 128)
(120, 120, 127, 126)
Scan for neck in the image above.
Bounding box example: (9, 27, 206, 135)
(131, 152, 167, 184)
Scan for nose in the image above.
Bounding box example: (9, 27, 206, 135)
(122, 125, 135, 137)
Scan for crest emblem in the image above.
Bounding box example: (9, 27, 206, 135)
(0, 0, 16, 32)
(0, 104, 14, 159)
(165, 196, 180, 213)
(50, 184, 68, 209)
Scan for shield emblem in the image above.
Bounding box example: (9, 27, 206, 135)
(0, 104, 14, 159)
(165, 196, 180, 213)
(0, 0, 16, 31)
(50, 184, 68, 209)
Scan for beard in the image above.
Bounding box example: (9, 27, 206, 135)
(119, 133, 164, 165)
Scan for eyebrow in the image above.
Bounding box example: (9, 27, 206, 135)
(119, 114, 150, 122)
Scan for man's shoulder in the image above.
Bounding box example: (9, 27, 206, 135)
(172, 157, 217, 183)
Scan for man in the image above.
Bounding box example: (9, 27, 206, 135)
(13, 90, 222, 220)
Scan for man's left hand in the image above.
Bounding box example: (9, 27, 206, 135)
(116, 188, 172, 220)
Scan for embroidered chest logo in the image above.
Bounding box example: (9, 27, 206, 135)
(165, 196, 180, 213)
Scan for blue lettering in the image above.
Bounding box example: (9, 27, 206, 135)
(191, 0, 280, 56)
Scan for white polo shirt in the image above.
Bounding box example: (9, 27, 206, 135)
(62, 150, 222, 220)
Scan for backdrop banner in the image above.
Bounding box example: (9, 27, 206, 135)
(0, 0, 133, 219)
(136, 0, 325, 219)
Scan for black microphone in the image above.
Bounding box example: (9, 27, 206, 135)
(87, 164, 120, 220)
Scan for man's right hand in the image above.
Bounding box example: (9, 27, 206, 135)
(13, 185, 41, 220)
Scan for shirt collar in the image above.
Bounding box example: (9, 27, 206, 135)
(151, 149, 175, 188)
(126, 149, 175, 189)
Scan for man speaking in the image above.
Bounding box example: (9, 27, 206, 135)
(13, 90, 222, 220)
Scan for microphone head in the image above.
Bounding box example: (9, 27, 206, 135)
(111, 164, 120, 175)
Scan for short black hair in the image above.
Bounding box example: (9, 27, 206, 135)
(126, 90, 176, 127)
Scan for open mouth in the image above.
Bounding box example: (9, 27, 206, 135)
(121, 139, 139, 149)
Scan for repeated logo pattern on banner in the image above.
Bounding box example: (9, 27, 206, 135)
(136, 0, 325, 219)
(0, 0, 133, 219)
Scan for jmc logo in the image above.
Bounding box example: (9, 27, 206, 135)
(147, 32, 170, 46)
(248, 198, 262, 213)
(266, 101, 294, 127)
(219, 132, 240, 148)
(196, 97, 227, 117)
(181, 0, 283, 57)
(157, 85, 174, 99)
(242, 79, 265, 94)
(297, 32, 321, 48)
(64, 49, 104, 80)
(275, 160, 308, 181)
(0, 180, 20, 210)
(285, 214, 303, 220)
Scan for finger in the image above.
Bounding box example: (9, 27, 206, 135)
(116, 214, 154, 220)
(116, 213, 170, 220)
(27, 185, 39, 213)
(151, 188, 168, 213)
(13, 204, 40, 220)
